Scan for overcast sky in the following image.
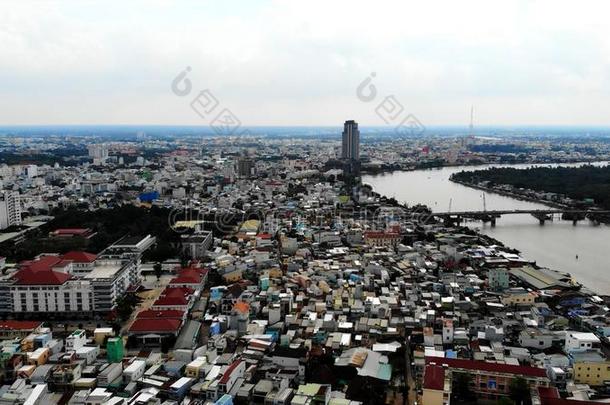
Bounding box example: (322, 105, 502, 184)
(2, 0, 610, 126)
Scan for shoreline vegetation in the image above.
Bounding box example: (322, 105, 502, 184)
(448, 164, 610, 223)
(360, 158, 608, 175)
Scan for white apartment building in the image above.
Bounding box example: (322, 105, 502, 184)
(0, 256, 92, 315)
(565, 332, 601, 353)
(84, 259, 138, 313)
(0, 191, 22, 230)
(66, 329, 87, 351)
(0, 254, 138, 316)
(11, 279, 93, 314)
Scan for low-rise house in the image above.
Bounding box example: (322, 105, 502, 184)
(519, 328, 554, 350)
(565, 332, 600, 353)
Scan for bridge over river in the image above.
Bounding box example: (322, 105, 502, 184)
(433, 209, 610, 226)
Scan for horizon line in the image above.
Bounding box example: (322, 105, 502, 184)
(3, 124, 610, 129)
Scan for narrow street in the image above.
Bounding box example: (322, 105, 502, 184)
(405, 341, 419, 405)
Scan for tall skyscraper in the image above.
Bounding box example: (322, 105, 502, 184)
(0, 191, 22, 230)
(341, 120, 360, 161)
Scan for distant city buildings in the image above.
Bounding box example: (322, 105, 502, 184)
(235, 156, 255, 178)
(87, 144, 109, 165)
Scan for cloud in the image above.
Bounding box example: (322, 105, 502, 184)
(1, 0, 610, 126)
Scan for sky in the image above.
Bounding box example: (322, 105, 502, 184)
(2, 0, 610, 127)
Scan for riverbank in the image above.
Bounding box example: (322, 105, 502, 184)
(449, 177, 610, 224)
(363, 165, 610, 295)
(449, 178, 566, 209)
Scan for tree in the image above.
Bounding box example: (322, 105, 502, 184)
(452, 373, 475, 402)
(509, 377, 531, 405)
(111, 322, 122, 337)
(116, 294, 139, 322)
(153, 262, 163, 281)
(180, 254, 190, 268)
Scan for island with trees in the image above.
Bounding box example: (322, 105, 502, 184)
(450, 164, 610, 211)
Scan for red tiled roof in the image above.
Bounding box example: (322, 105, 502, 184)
(219, 360, 242, 384)
(538, 387, 560, 399)
(137, 310, 185, 319)
(162, 286, 194, 297)
(14, 256, 72, 285)
(179, 266, 207, 274)
(423, 364, 445, 391)
(13, 268, 71, 285)
(62, 251, 97, 263)
(153, 286, 195, 307)
(0, 320, 42, 331)
(153, 296, 189, 306)
(19, 256, 63, 272)
(169, 276, 199, 284)
(129, 318, 182, 333)
(169, 269, 204, 285)
(426, 356, 547, 378)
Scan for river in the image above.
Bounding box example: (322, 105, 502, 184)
(363, 163, 610, 295)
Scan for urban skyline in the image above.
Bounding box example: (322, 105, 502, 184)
(2, 2, 610, 405)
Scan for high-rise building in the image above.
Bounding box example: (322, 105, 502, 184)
(236, 156, 255, 178)
(26, 165, 38, 178)
(341, 120, 360, 161)
(0, 191, 22, 230)
(87, 144, 109, 165)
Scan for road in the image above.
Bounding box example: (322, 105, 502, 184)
(405, 340, 420, 405)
